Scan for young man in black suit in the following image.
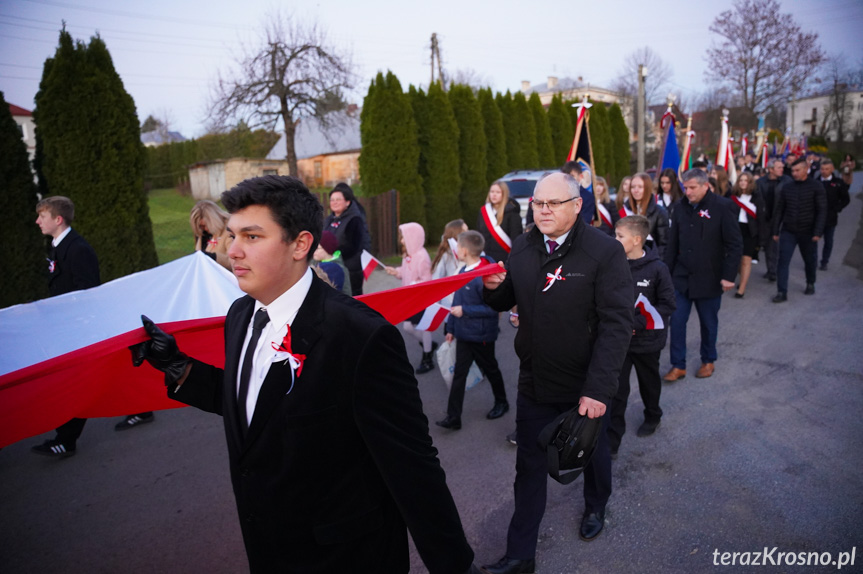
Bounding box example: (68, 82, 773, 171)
(133, 176, 478, 574)
(31, 196, 100, 457)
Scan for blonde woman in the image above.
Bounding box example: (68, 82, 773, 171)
(592, 176, 619, 236)
(477, 181, 522, 264)
(730, 172, 765, 298)
(628, 172, 669, 255)
(189, 200, 232, 271)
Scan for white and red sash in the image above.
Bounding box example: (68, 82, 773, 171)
(597, 203, 613, 228)
(618, 205, 633, 219)
(481, 203, 511, 253)
(732, 195, 757, 223)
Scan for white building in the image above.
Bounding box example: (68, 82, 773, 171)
(790, 86, 863, 143)
(9, 103, 36, 171)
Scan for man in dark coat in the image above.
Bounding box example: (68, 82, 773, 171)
(772, 158, 827, 301)
(132, 176, 478, 574)
(817, 158, 851, 271)
(662, 169, 743, 382)
(756, 159, 791, 281)
(31, 196, 100, 457)
(480, 173, 633, 573)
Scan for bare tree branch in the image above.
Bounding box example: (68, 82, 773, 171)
(705, 0, 825, 114)
(208, 10, 356, 175)
(612, 46, 674, 105)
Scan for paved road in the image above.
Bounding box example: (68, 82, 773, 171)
(2, 184, 862, 573)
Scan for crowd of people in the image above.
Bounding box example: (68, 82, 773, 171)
(28, 146, 854, 572)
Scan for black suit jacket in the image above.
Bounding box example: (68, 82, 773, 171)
(664, 191, 743, 299)
(48, 229, 100, 296)
(171, 275, 473, 573)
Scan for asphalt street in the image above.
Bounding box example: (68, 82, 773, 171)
(2, 180, 862, 574)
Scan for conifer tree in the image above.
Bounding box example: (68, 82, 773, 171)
(359, 71, 424, 227)
(448, 84, 488, 223)
(512, 92, 539, 169)
(411, 83, 461, 240)
(548, 94, 573, 166)
(34, 29, 157, 281)
(0, 91, 47, 307)
(589, 100, 612, 180)
(496, 91, 520, 171)
(479, 88, 507, 185)
(609, 103, 632, 186)
(528, 92, 555, 168)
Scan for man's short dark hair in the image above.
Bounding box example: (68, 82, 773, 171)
(36, 196, 75, 223)
(615, 215, 650, 243)
(746, 151, 757, 159)
(222, 176, 322, 262)
(681, 168, 709, 185)
(457, 230, 485, 256)
(692, 160, 708, 170)
(791, 157, 808, 168)
(561, 161, 582, 175)
(821, 158, 833, 167)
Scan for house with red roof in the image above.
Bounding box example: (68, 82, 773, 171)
(9, 103, 36, 174)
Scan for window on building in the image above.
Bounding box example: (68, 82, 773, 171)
(314, 161, 322, 180)
(263, 169, 277, 176)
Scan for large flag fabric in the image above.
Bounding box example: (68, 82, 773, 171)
(727, 137, 738, 185)
(566, 99, 597, 225)
(680, 128, 694, 176)
(0, 257, 503, 448)
(656, 109, 680, 174)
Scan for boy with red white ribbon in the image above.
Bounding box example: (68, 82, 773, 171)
(435, 231, 509, 431)
(607, 216, 676, 455)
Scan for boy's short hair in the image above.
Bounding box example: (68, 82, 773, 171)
(222, 175, 322, 262)
(615, 215, 650, 244)
(457, 230, 485, 256)
(36, 196, 75, 223)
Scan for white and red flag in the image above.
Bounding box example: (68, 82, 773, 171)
(360, 249, 384, 280)
(415, 303, 451, 332)
(716, 110, 730, 170)
(635, 293, 665, 330)
(740, 134, 749, 157)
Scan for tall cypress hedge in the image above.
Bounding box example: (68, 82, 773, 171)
(448, 84, 488, 224)
(34, 30, 157, 282)
(609, 103, 632, 186)
(529, 92, 555, 168)
(478, 88, 507, 185)
(359, 71, 424, 226)
(589, 100, 612, 180)
(411, 83, 461, 240)
(0, 91, 47, 307)
(496, 91, 520, 171)
(548, 94, 573, 166)
(512, 92, 539, 169)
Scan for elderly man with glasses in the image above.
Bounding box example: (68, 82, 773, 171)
(481, 172, 633, 573)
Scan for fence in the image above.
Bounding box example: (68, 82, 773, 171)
(314, 189, 401, 258)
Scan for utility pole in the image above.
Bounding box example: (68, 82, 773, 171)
(637, 64, 647, 173)
(430, 33, 446, 91)
(430, 33, 436, 87)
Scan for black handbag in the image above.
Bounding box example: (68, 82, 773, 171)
(536, 407, 602, 484)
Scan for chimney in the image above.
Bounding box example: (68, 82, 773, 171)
(521, 80, 531, 93)
(548, 76, 558, 89)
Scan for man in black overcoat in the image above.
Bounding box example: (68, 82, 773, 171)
(133, 176, 479, 574)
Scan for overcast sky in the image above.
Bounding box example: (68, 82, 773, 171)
(2, 0, 861, 138)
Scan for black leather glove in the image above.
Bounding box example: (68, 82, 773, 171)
(130, 315, 191, 386)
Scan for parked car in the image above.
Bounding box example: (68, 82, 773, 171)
(496, 169, 558, 225)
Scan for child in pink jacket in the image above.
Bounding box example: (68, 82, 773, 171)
(385, 222, 436, 373)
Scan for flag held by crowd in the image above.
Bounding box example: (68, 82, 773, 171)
(360, 249, 384, 280)
(415, 303, 450, 332)
(635, 293, 664, 330)
(657, 106, 680, 174)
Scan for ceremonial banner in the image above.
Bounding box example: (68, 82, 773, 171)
(566, 97, 598, 224)
(657, 107, 680, 174)
(716, 110, 730, 170)
(0, 259, 503, 447)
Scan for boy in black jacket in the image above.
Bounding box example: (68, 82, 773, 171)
(436, 231, 509, 430)
(608, 216, 676, 456)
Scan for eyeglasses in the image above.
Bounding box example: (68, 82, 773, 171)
(530, 197, 578, 211)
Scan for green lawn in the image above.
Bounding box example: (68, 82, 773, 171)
(147, 188, 199, 264)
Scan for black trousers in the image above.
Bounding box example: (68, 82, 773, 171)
(506, 391, 612, 560)
(608, 350, 662, 453)
(446, 340, 507, 420)
(55, 418, 87, 447)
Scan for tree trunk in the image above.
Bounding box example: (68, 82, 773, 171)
(282, 116, 298, 177)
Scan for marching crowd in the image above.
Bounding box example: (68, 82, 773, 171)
(28, 149, 853, 572)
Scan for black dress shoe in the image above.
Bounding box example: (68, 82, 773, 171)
(481, 556, 536, 574)
(435, 415, 461, 430)
(765, 272, 777, 282)
(772, 292, 787, 303)
(637, 419, 661, 437)
(486, 401, 510, 420)
(579, 508, 606, 541)
(804, 283, 815, 295)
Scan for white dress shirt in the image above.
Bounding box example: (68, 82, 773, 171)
(53, 226, 71, 247)
(238, 267, 313, 426)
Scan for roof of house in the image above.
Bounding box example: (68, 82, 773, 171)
(266, 111, 361, 160)
(141, 130, 187, 145)
(9, 103, 32, 117)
